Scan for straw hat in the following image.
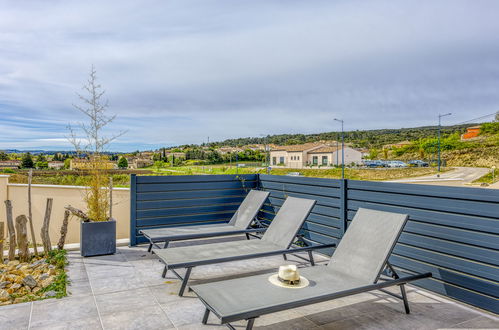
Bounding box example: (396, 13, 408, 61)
(268, 265, 309, 289)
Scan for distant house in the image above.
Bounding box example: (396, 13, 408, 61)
(461, 126, 481, 140)
(383, 141, 412, 149)
(70, 159, 117, 170)
(218, 147, 243, 155)
(47, 161, 64, 170)
(0, 160, 21, 169)
(127, 158, 154, 169)
(269, 143, 362, 169)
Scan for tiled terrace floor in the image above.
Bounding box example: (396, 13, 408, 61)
(0, 237, 497, 330)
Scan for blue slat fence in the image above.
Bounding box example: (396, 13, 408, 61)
(130, 174, 257, 246)
(130, 173, 499, 314)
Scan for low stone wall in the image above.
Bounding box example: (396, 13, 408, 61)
(0, 175, 130, 245)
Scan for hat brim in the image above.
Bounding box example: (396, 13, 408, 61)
(268, 274, 310, 289)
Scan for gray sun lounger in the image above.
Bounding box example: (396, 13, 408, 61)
(140, 190, 270, 252)
(191, 208, 432, 330)
(153, 196, 336, 296)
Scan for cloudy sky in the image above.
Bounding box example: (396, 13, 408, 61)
(1, 0, 498, 151)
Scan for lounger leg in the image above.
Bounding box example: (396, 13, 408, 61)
(147, 242, 153, 252)
(245, 318, 256, 330)
(308, 250, 315, 266)
(282, 254, 287, 261)
(162, 265, 168, 278)
(202, 308, 210, 324)
(400, 284, 410, 314)
(179, 267, 192, 297)
(163, 241, 169, 248)
(245, 233, 250, 240)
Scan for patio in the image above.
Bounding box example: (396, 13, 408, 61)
(0, 237, 497, 330)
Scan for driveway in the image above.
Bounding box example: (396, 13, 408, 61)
(388, 167, 490, 187)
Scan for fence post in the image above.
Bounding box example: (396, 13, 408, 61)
(129, 174, 137, 246)
(339, 179, 348, 235)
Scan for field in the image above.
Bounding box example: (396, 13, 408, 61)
(3, 166, 445, 187)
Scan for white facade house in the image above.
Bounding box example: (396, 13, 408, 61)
(269, 143, 362, 169)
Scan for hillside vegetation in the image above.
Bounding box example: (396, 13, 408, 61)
(379, 123, 499, 167)
(201, 124, 478, 149)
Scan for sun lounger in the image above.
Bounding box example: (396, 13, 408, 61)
(140, 190, 270, 252)
(153, 196, 335, 296)
(191, 208, 432, 329)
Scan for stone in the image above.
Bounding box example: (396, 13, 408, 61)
(8, 283, 21, 293)
(22, 275, 37, 289)
(48, 268, 57, 276)
(13, 297, 24, 304)
(7, 260, 20, 267)
(44, 290, 57, 297)
(0, 281, 9, 289)
(40, 273, 49, 281)
(32, 259, 46, 268)
(32, 286, 41, 294)
(0, 289, 9, 302)
(40, 277, 53, 288)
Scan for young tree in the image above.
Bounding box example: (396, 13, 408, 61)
(67, 65, 127, 221)
(21, 153, 34, 168)
(0, 151, 9, 161)
(118, 156, 128, 169)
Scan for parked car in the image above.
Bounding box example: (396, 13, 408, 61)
(408, 160, 429, 167)
(386, 161, 408, 168)
(363, 160, 385, 168)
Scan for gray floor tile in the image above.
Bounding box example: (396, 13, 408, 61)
(452, 315, 499, 328)
(29, 316, 103, 330)
(0, 302, 31, 330)
(160, 298, 208, 328)
(30, 296, 99, 328)
(95, 287, 155, 315)
(100, 305, 174, 330)
(89, 274, 144, 295)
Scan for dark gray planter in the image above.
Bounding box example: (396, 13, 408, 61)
(80, 219, 116, 257)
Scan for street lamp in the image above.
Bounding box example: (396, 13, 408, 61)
(334, 118, 344, 179)
(437, 113, 452, 174)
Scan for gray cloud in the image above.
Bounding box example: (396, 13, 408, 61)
(0, 0, 498, 150)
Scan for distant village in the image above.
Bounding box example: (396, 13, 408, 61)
(0, 124, 486, 171)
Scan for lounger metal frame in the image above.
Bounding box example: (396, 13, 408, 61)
(155, 239, 337, 297)
(199, 262, 431, 330)
(142, 217, 267, 252)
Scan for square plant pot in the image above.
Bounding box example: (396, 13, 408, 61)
(80, 219, 116, 257)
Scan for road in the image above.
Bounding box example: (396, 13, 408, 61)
(388, 167, 491, 187)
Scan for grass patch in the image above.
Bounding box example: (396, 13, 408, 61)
(473, 169, 498, 184)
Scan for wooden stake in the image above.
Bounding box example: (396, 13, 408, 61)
(41, 198, 53, 254)
(4, 200, 16, 261)
(57, 210, 70, 250)
(0, 222, 4, 264)
(109, 176, 113, 219)
(28, 169, 39, 256)
(15, 215, 30, 262)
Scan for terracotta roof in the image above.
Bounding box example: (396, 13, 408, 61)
(308, 146, 340, 154)
(272, 143, 323, 152)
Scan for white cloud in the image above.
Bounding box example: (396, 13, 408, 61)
(0, 0, 498, 150)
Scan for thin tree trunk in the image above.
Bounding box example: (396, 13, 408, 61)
(57, 210, 70, 250)
(109, 176, 113, 219)
(4, 200, 16, 261)
(0, 222, 4, 264)
(15, 215, 30, 262)
(28, 169, 39, 256)
(41, 198, 53, 254)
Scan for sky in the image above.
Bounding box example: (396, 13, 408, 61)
(0, 0, 498, 151)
